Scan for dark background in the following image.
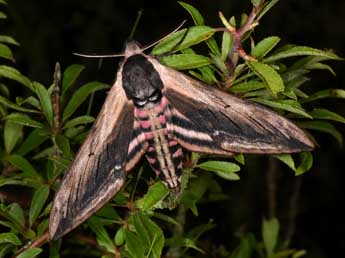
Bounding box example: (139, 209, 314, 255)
(2, 0, 345, 257)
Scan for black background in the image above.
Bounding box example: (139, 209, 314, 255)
(2, 0, 345, 257)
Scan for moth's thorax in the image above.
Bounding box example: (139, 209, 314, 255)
(122, 54, 163, 107)
(134, 97, 183, 190)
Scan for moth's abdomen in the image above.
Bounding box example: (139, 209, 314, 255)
(135, 97, 183, 190)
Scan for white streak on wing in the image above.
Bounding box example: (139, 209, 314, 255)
(172, 125, 213, 142)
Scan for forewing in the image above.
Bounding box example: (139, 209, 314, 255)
(49, 72, 134, 240)
(149, 57, 314, 154)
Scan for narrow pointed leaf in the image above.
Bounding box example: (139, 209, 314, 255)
(0, 43, 14, 61)
(4, 113, 44, 128)
(62, 115, 95, 129)
(297, 121, 343, 146)
(34, 82, 53, 126)
(198, 161, 240, 180)
(62, 64, 85, 94)
(251, 36, 280, 59)
(301, 89, 345, 103)
(88, 217, 115, 253)
(264, 46, 342, 63)
(0, 96, 38, 113)
(178, 1, 204, 25)
(152, 26, 215, 55)
(262, 217, 280, 256)
(5, 155, 41, 179)
(136, 181, 169, 211)
(4, 120, 22, 153)
(247, 61, 284, 96)
(296, 152, 313, 175)
(160, 54, 211, 70)
(0, 65, 33, 90)
(0, 232, 22, 245)
(272, 154, 296, 171)
(0, 35, 19, 45)
(17, 129, 50, 156)
(62, 82, 109, 121)
(16, 248, 42, 258)
(29, 185, 49, 226)
(309, 108, 345, 123)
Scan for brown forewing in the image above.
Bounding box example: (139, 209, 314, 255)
(49, 69, 134, 240)
(147, 56, 314, 154)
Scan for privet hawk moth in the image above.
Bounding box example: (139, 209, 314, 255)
(49, 41, 314, 240)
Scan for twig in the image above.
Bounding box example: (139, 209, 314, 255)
(166, 204, 186, 258)
(266, 156, 278, 218)
(283, 177, 303, 247)
(52, 62, 62, 135)
(218, 1, 265, 87)
(13, 231, 49, 258)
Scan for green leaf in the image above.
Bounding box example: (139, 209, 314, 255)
(257, 0, 279, 20)
(5, 155, 41, 179)
(17, 129, 50, 156)
(136, 181, 169, 211)
(0, 43, 14, 61)
(251, 36, 281, 59)
(264, 46, 342, 63)
(125, 230, 145, 258)
(252, 98, 312, 118)
(0, 0, 8, 6)
(178, 2, 204, 25)
(221, 32, 233, 61)
(305, 62, 336, 76)
(0, 11, 7, 19)
(262, 217, 280, 256)
(198, 161, 241, 180)
(3, 113, 44, 128)
(0, 35, 19, 45)
(251, 0, 261, 6)
(297, 121, 343, 146)
(4, 120, 23, 153)
(152, 26, 215, 55)
(133, 213, 164, 258)
(0, 232, 22, 245)
(0, 95, 39, 113)
(55, 135, 71, 156)
(114, 227, 125, 246)
(301, 89, 345, 103)
(37, 218, 49, 236)
(272, 154, 296, 171)
(62, 64, 85, 96)
(0, 65, 33, 90)
(29, 185, 50, 226)
(34, 82, 53, 127)
(247, 61, 284, 96)
(62, 82, 109, 121)
(62, 115, 95, 129)
(8, 203, 25, 228)
(231, 81, 265, 93)
(160, 54, 211, 70)
(296, 152, 313, 175)
(309, 108, 345, 123)
(16, 248, 42, 258)
(181, 238, 205, 254)
(88, 217, 115, 253)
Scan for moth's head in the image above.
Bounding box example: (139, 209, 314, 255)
(123, 40, 143, 57)
(122, 54, 163, 107)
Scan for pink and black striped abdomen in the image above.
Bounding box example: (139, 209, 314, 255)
(134, 96, 183, 190)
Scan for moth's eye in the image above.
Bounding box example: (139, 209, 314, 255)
(134, 99, 147, 107)
(149, 90, 161, 102)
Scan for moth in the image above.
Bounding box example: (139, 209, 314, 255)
(49, 41, 314, 240)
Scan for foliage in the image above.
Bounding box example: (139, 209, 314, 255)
(0, 0, 344, 257)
